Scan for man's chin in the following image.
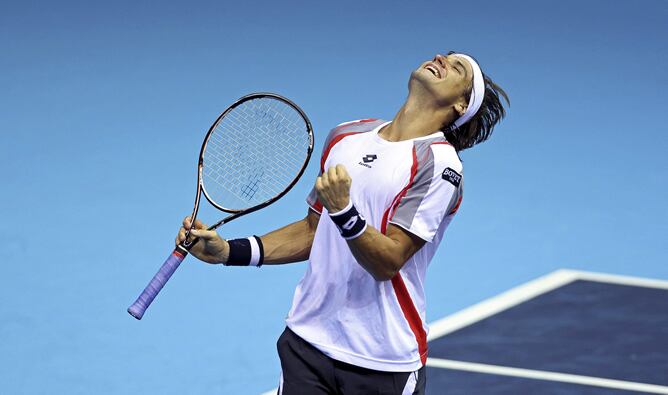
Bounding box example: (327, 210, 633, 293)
(410, 69, 429, 82)
(408, 72, 436, 94)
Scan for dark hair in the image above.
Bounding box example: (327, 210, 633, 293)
(443, 73, 509, 152)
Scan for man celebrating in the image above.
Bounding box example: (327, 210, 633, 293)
(177, 52, 508, 394)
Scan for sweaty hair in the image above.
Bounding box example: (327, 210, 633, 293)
(443, 72, 509, 152)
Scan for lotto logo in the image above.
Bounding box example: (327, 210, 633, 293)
(362, 154, 378, 163)
(343, 216, 358, 231)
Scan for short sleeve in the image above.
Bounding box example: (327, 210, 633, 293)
(306, 182, 322, 213)
(306, 119, 385, 214)
(388, 142, 463, 242)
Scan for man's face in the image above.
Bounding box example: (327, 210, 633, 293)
(410, 53, 474, 109)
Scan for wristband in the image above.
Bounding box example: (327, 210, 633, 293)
(225, 236, 264, 267)
(329, 201, 367, 240)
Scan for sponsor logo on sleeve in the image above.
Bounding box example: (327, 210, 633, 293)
(441, 167, 462, 187)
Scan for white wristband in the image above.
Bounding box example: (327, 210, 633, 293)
(248, 236, 262, 267)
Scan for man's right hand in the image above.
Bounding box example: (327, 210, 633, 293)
(176, 216, 229, 264)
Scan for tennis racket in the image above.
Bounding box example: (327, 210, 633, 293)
(128, 92, 314, 320)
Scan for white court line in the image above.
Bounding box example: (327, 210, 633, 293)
(428, 269, 578, 340)
(571, 269, 668, 290)
(427, 358, 668, 394)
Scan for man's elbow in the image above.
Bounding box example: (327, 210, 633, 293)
(368, 259, 404, 282)
(370, 270, 396, 282)
(305, 211, 320, 240)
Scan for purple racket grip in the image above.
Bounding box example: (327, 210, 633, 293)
(127, 247, 187, 320)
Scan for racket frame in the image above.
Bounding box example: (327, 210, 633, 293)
(183, 92, 314, 247)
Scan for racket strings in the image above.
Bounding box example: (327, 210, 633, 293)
(201, 97, 310, 210)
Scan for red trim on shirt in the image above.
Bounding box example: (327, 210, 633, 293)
(449, 195, 463, 215)
(321, 132, 360, 172)
(310, 201, 323, 214)
(311, 131, 361, 213)
(380, 145, 427, 365)
(391, 274, 428, 365)
(431, 141, 452, 146)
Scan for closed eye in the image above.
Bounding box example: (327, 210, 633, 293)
(445, 51, 468, 77)
(454, 60, 467, 78)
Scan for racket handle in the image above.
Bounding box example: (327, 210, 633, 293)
(127, 247, 188, 320)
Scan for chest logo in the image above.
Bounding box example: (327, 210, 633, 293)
(442, 167, 462, 187)
(359, 154, 378, 168)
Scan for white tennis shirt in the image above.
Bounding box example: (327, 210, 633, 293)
(285, 119, 464, 372)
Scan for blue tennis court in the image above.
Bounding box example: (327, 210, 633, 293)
(424, 270, 668, 394)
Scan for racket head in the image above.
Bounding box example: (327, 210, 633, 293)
(198, 93, 314, 214)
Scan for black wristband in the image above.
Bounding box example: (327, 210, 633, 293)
(225, 236, 264, 267)
(329, 201, 367, 240)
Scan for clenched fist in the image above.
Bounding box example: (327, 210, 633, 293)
(315, 164, 352, 213)
(176, 216, 229, 264)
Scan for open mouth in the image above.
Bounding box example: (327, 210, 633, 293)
(424, 62, 443, 79)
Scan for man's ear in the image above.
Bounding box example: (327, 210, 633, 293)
(454, 102, 468, 117)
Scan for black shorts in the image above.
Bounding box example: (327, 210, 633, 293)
(276, 327, 426, 395)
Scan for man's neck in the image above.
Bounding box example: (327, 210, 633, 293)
(380, 95, 453, 142)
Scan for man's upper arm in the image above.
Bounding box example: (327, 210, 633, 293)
(306, 208, 320, 234)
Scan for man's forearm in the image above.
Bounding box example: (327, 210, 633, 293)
(345, 224, 422, 281)
(260, 210, 319, 265)
(346, 226, 400, 280)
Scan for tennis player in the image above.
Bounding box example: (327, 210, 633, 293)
(177, 52, 508, 394)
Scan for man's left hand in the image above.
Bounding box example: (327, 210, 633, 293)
(315, 164, 352, 213)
